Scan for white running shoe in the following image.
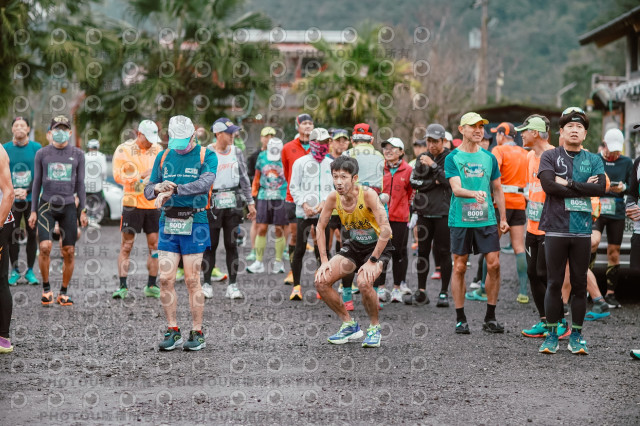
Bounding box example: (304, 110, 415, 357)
(377, 287, 390, 303)
(272, 261, 285, 274)
(201, 283, 214, 299)
(469, 280, 481, 289)
(225, 283, 244, 299)
(399, 281, 412, 295)
(247, 261, 265, 274)
(391, 288, 403, 303)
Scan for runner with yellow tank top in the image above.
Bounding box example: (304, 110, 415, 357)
(315, 156, 393, 348)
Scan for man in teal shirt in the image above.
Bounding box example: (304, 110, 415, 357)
(3, 117, 41, 285)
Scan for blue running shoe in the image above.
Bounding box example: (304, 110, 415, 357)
(539, 332, 559, 354)
(584, 311, 610, 321)
(465, 288, 487, 302)
(557, 319, 571, 339)
(158, 328, 183, 351)
(631, 350, 640, 360)
(522, 321, 547, 338)
(362, 324, 382, 348)
(568, 331, 588, 355)
(183, 330, 206, 351)
(8, 270, 20, 286)
(328, 320, 363, 344)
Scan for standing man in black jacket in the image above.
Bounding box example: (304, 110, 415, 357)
(406, 123, 452, 307)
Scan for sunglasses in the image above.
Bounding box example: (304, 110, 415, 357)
(562, 107, 585, 116)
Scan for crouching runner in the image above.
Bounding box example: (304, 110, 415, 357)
(314, 156, 392, 348)
(144, 116, 218, 351)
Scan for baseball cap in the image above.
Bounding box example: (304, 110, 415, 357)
(211, 117, 241, 134)
(381, 137, 404, 150)
(267, 137, 283, 162)
(490, 122, 516, 136)
(444, 131, 453, 142)
(413, 139, 427, 147)
(12, 116, 30, 127)
(260, 126, 276, 137)
(333, 129, 349, 139)
(352, 123, 373, 140)
(558, 107, 589, 130)
(87, 139, 100, 149)
(452, 138, 462, 147)
(295, 114, 313, 129)
(138, 119, 161, 143)
(515, 116, 547, 133)
(483, 129, 492, 140)
(50, 115, 71, 130)
(459, 112, 488, 127)
(309, 127, 331, 142)
(603, 128, 624, 152)
(168, 115, 195, 145)
(425, 123, 446, 140)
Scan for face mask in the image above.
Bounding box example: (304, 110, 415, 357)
(52, 130, 70, 144)
(169, 138, 191, 151)
(310, 141, 328, 162)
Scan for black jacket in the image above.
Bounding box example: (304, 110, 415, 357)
(410, 148, 451, 216)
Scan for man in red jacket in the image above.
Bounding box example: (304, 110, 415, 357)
(380, 137, 414, 303)
(281, 114, 314, 284)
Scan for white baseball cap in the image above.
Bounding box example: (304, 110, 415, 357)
(445, 131, 453, 141)
(168, 115, 195, 144)
(138, 120, 161, 143)
(381, 137, 404, 150)
(87, 139, 100, 149)
(309, 127, 331, 142)
(267, 137, 284, 162)
(604, 128, 624, 152)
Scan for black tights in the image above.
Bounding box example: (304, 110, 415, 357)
(525, 232, 547, 319)
(203, 211, 239, 284)
(381, 221, 409, 286)
(9, 201, 37, 269)
(416, 216, 451, 293)
(292, 218, 330, 286)
(0, 225, 13, 338)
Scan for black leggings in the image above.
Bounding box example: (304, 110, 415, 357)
(525, 232, 547, 318)
(631, 234, 640, 273)
(382, 221, 409, 286)
(203, 210, 239, 284)
(10, 201, 37, 269)
(0, 225, 13, 338)
(416, 216, 451, 293)
(292, 217, 330, 286)
(544, 235, 591, 327)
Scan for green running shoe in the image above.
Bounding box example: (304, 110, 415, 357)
(24, 268, 39, 285)
(159, 328, 183, 351)
(522, 321, 548, 338)
(112, 288, 128, 299)
(328, 320, 363, 344)
(557, 319, 571, 339)
(362, 324, 382, 348)
(8, 269, 20, 286)
(183, 330, 206, 351)
(631, 350, 640, 360)
(539, 332, 559, 354)
(568, 331, 589, 355)
(211, 267, 228, 282)
(465, 288, 487, 302)
(175, 268, 185, 282)
(144, 285, 160, 298)
(246, 249, 256, 262)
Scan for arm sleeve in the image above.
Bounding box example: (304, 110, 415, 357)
(627, 158, 640, 205)
(569, 174, 606, 196)
(235, 148, 254, 204)
(176, 150, 218, 196)
(76, 151, 86, 211)
(539, 170, 583, 197)
(31, 150, 42, 212)
(144, 152, 163, 200)
(409, 156, 435, 191)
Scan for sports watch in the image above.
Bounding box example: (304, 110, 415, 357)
(369, 256, 379, 263)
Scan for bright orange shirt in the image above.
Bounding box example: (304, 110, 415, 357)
(526, 146, 553, 235)
(113, 139, 162, 209)
(493, 143, 528, 210)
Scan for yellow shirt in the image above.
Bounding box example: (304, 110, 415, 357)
(113, 140, 162, 209)
(336, 186, 387, 244)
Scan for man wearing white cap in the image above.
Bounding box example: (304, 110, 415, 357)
(144, 115, 218, 351)
(590, 128, 633, 309)
(84, 139, 107, 228)
(112, 120, 163, 300)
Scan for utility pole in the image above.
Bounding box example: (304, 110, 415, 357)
(475, 0, 488, 105)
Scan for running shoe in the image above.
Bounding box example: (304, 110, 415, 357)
(289, 285, 302, 301)
(430, 271, 441, 280)
(469, 280, 482, 289)
(283, 246, 289, 259)
(183, 330, 206, 351)
(0, 336, 13, 354)
(390, 288, 403, 303)
(246, 261, 265, 274)
(112, 287, 128, 299)
(283, 271, 294, 285)
(211, 267, 228, 282)
(455, 321, 470, 334)
(403, 290, 429, 306)
(272, 261, 285, 274)
(338, 283, 343, 294)
(465, 288, 487, 302)
(399, 281, 412, 295)
(482, 320, 504, 333)
(246, 249, 256, 262)
(328, 320, 363, 344)
(316, 291, 322, 300)
(362, 324, 382, 348)
(377, 287, 390, 303)
(585, 299, 610, 321)
(225, 283, 244, 299)
(522, 321, 547, 338)
(306, 243, 314, 252)
(517, 294, 529, 304)
(539, 332, 559, 354)
(352, 285, 360, 294)
(158, 328, 183, 351)
(201, 283, 213, 299)
(436, 292, 449, 308)
(56, 294, 73, 306)
(567, 331, 589, 355)
(500, 243, 514, 254)
(8, 270, 20, 286)
(604, 294, 621, 309)
(344, 300, 354, 311)
(41, 291, 54, 306)
(563, 303, 570, 316)
(144, 285, 161, 298)
(411, 242, 418, 250)
(557, 319, 571, 340)
(175, 268, 185, 282)
(24, 269, 39, 285)
(631, 350, 640, 360)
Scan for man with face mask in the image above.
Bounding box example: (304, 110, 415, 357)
(28, 115, 87, 307)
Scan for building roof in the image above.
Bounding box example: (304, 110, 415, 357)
(579, 6, 640, 47)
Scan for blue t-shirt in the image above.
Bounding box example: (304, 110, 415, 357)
(149, 147, 218, 224)
(255, 151, 287, 200)
(3, 140, 42, 202)
(445, 147, 501, 228)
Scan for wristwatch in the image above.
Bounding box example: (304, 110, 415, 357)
(369, 256, 379, 263)
(429, 162, 438, 169)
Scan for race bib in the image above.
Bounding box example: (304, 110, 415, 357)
(214, 191, 237, 209)
(349, 228, 378, 244)
(564, 197, 592, 213)
(12, 170, 32, 188)
(461, 201, 489, 223)
(164, 217, 193, 235)
(47, 163, 72, 181)
(599, 197, 616, 216)
(133, 180, 145, 195)
(527, 201, 544, 222)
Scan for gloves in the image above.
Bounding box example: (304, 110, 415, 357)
(154, 181, 177, 194)
(155, 191, 172, 209)
(408, 213, 418, 229)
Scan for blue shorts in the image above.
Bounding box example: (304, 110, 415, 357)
(450, 225, 500, 256)
(158, 222, 211, 255)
